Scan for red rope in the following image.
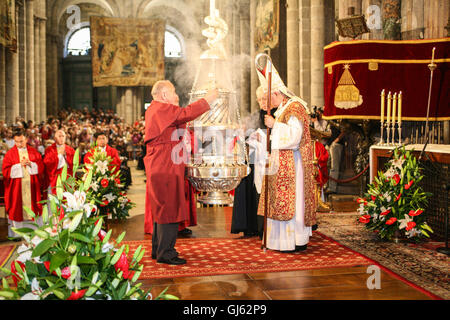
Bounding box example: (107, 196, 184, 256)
(327, 163, 370, 183)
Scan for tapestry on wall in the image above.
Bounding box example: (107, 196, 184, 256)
(323, 38, 450, 121)
(0, 0, 16, 51)
(90, 16, 165, 87)
(254, 0, 279, 52)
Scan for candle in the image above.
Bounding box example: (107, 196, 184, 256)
(431, 47, 436, 64)
(398, 91, 402, 125)
(386, 91, 391, 124)
(380, 89, 385, 123)
(392, 92, 397, 125)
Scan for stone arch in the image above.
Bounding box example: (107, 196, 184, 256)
(47, 0, 119, 33)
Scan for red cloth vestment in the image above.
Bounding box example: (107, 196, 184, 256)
(314, 141, 329, 187)
(43, 143, 76, 194)
(83, 145, 121, 174)
(2, 145, 44, 222)
(144, 98, 210, 225)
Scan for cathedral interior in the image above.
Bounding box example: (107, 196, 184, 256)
(0, 0, 449, 302)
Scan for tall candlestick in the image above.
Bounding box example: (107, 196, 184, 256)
(380, 89, 385, 123)
(392, 92, 397, 125)
(386, 91, 391, 124)
(431, 47, 435, 65)
(398, 91, 402, 125)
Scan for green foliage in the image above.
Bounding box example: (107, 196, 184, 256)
(0, 149, 174, 300)
(357, 147, 433, 241)
(83, 147, 134, 221)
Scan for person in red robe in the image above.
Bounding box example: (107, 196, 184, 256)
(144, 80, 217, 265)
(144, 177, 197, 235)
(43, 130, 77, 195)
(144, 129, 198, 236)
(83, 132, 121, 173)
(2, 130, 44, 238)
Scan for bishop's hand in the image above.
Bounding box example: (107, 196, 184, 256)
(264, 115, 275, 128)
(204, 88, 219, 104)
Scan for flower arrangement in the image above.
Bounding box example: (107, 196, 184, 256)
(0, 150, 177, 300)
(83, 147, 134, 221)
(357, 147, 433, 241)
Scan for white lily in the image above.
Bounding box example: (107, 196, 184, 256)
(405, 228, 421, 238)
(398, 214, 413, 230)
(101, 242, 114, 253)
(104, 193, 116, 203)
(91, 181, 99, 192)
(390, 158, 405, 170)
(95, 160, 109, 175)
(16, 244, 33, 263)
(63, 191, 87, 212)
(21, 278, 42, 300)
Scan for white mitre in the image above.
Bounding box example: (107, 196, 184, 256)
(256, 59, 310, 114)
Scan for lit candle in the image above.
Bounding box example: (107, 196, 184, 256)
(380, 89, 385, 123)
(392, 92, 397, 125)
(386, 91, 391, 124)
(398, 91, 402, 125)
(431, 47, 436, 64)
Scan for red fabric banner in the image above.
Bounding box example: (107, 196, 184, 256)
(323, 38, 450, 121)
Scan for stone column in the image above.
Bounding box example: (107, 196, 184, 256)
(125, 88, 133, 125)
(40, 17, 46, 121)
(310, 0, 325, 109)
(26, 0, 35, 121)
(0, 46, 6, 122)
(6, 48, 19, 124)
(34, 17, 41, 123)
(18, 1, 27, 119)
(299, 0, 311, 104)
(240, 0, 251, 116)
(249, 0, 258, 114)
(286, 0, 300, 95)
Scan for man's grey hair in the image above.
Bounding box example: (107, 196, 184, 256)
(151, 80, 173, 99)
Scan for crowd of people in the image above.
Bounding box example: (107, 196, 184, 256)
(0, 107, 146, 172)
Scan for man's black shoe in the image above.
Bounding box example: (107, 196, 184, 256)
(295, 244, 307, 252)
(312, 224, 318, 231)
(151, 253, 156, 260)
(178, 228, 192, 236)
(157, 257, 187, 265)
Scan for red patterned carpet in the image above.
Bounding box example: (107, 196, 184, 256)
(0, 245, 16, 268)
(124, 232, 372, 279)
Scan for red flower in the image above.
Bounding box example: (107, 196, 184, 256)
(409, 209, 423, 217)
(59, 206, 65, 221)
(359, 215, 371, 224)
(67, 289, 87, 300)
(114, 252, 132, 279)
(98, 229, 106, 241)
(406, 221, 416, 231)
(43, 261, 71, 279)
(371, 195, 376, 201)
(100, 199, 109, 207)
(395, 193, 402, 201)
(101, 178, 109, 188)
(357, 198, 368, 205)
(115, 178, 121, 185)
(380, 209, 391, 216)
(392, 174, 401, 185)
(386, 217, 397, 225)
(404, 180, 414, 190)
(10, 261, 26, 286)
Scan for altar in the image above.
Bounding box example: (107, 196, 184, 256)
(369, 143, 450, 239)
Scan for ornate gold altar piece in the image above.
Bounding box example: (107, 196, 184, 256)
(186, 1, 249, 205)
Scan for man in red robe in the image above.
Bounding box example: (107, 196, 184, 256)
(43, 130, 77, 195)
(144, 80, 217, 265)
(2, 130, 44, 238)
(84, 132, 121, 173)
